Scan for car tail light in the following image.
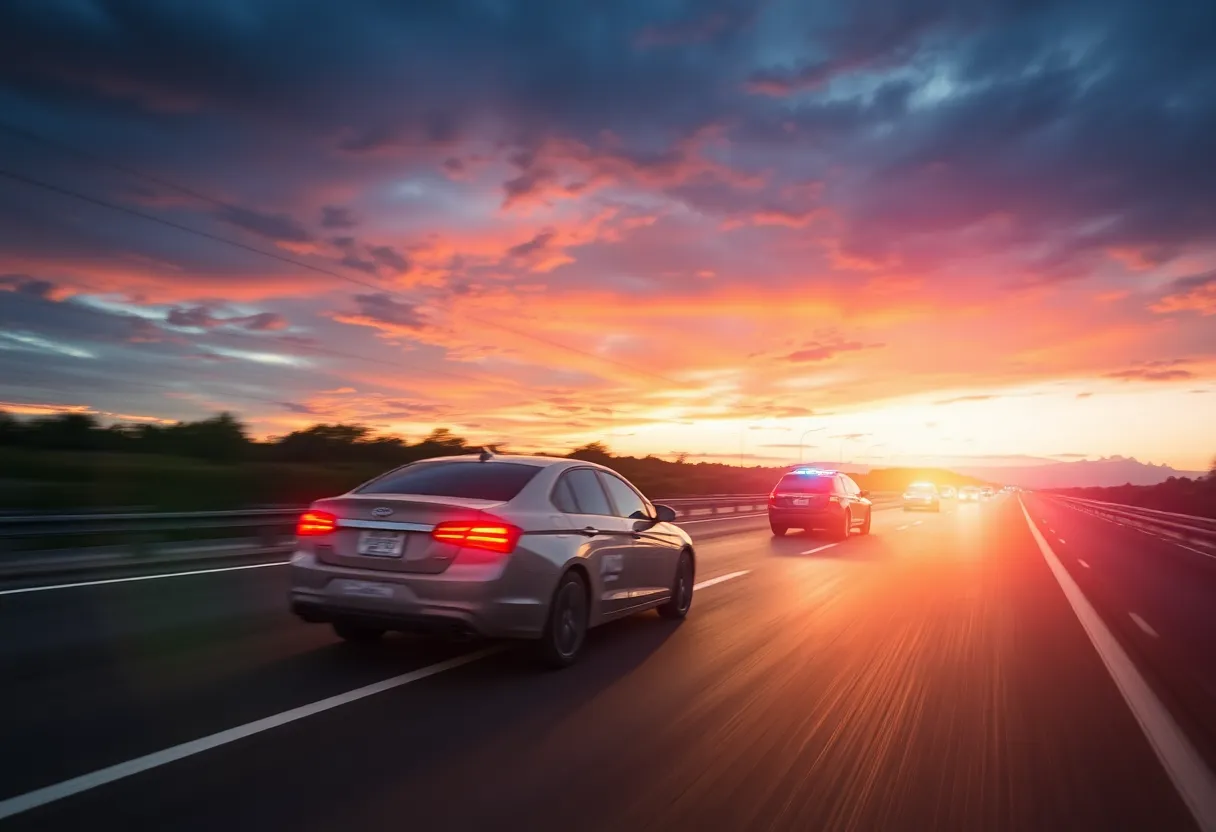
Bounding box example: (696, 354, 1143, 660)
(431, 520, 521, 555)
(768, 491, 778, 504)
(297, 510, 337, 536)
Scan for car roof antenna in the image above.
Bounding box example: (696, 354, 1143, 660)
(478, 447, 494, 462)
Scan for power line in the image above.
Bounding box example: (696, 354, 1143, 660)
(0, 118, 234, 212)
(0, 123, 688, 388)
(0, 166, 388, 295)
(462, 313, 684, 386)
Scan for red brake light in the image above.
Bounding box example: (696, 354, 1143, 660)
(431, 520, 521, 556)
(297, 510, 337, 536)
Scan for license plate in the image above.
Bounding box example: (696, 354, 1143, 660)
(793, 498, 809, 506)
(339, 580, 393, 599)
(357, 529, 404, 557)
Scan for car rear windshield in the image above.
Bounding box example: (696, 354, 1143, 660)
(907, 484, 936, 493)
(356, 461, 542, 501)
(775, 474, 835, 493)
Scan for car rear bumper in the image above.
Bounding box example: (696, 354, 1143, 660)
(902, 500, 939, 510)
(768, 505, 845, 528)
(288, 551, 549, 639)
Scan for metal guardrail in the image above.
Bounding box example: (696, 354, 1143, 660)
(1053, 495, 1216, 555)
(0, 493, 901, 579)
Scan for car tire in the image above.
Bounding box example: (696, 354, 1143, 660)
(332, 622, 385, 643)
(536, 570, 589, 669)
(770, 522, 787, 536)
(658, 550, 694, 620)
(859, 510, 872, 535)
(833, 510, 852, 541)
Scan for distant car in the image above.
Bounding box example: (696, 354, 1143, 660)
(289, 453, 695, 668)
(939, 485, 957, 499)
(768, 467, 872, 539)
(958, 486, 981, 502)
(902, 482, 941, 512)
(980, 486, 994, 500)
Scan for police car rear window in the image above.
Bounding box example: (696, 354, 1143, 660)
(775, 474, 835, 493)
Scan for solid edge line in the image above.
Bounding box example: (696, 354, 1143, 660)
(693, 570, 750, 590)
(1019, 498, 1216, 831)
(0, 560, 291, 596)
(799, 544, 837, 555)
(0, 646, 505, 821)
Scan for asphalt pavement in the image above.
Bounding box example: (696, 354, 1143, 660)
(1, 496, 1212, 831)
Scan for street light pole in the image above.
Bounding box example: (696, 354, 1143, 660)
(799, 427, 824, 463)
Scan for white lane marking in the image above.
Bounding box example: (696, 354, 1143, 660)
(1018, 498, 1216, 831)
(693, 570, 750, 590)
(1058, 538, 1067, 544)
(1129, 613, 1159, 639)
(4, 515, 770, 596)
(895, 524, 909, 531)
(1077, 559, 1091, 569)
(799, 544, 837, 555)
(0, 567, 750, 820)
(912, 520, 923, 526)
(0, 646, 503, 821)
(0, 560, 291, 596)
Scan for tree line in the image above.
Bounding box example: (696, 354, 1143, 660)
(1051, 461, 1216, 519)
(0, 410, 993, 510)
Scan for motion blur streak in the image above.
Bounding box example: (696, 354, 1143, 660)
(1020, 500, 1216, 831)
(1, 497, 1213, 830)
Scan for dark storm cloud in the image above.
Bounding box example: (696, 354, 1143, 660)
(368, 245, 410, 274)
(507, 231, 556, 259)
(166, 305, 289, 332)
(2, 0, 1213, 272)
(213, 205, 314, 244)
(348, 293, 429, 330)
(0, 273, 56, 297)
(320, 205, 357, 230)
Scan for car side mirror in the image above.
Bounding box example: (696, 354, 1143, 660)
(653, 504, 678, 523)
(859, 490, 870, 498)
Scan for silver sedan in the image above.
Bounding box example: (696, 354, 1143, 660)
(289, 453, 695, 667)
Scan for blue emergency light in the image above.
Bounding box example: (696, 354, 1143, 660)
(793, 467, 835, 476)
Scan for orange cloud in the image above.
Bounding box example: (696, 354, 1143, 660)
(1151, 272, 1216, 316)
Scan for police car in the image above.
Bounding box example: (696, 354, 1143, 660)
(767, 468, 873, 539)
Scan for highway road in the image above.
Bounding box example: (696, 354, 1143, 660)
(1, 495, 1214, 831)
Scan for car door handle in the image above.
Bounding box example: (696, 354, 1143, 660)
(579, 527, 599, 537)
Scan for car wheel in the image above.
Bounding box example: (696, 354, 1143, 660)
(770, 522, 787, 536)
(833, 510, 852, 541)
(658, 550, 694, 620)
(536, 570, 589, 669)
(859, 510, 872, 535)
(332, 622, 385, 643)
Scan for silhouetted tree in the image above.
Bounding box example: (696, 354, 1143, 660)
(0, 411, 21, 446)
(25, 413, 103, 451)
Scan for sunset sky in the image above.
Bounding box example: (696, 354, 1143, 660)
(1, 0, 1213, 470)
